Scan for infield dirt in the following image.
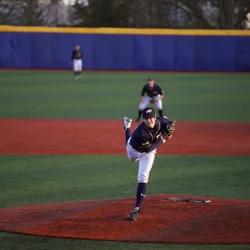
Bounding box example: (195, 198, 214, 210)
(0, 119, 250, 155)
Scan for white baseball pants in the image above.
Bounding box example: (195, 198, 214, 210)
(73, 59, 82, 71)
(139, 95, 162, 110)
(126, 137, 156, 183)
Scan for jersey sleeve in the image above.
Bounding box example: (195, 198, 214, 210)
(158, 85, 164, 95)
(140, 137, 163, 153)
(158, 117, 170, 130)
(138, 136, 164, 152)
(147, 139, 163, 152)
(141, 85, 147, 96)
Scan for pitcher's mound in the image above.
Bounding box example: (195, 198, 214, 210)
(0, 194, 250, 244)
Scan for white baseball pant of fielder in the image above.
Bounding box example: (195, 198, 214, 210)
(139, 95, 162, 111)
(73, 59, 82, 72)
(126, 137, 156, 183)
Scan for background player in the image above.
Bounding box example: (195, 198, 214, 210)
(136, 76, 164, 121)
(71, 44, 83, 80)
(123, 108, 176, 221)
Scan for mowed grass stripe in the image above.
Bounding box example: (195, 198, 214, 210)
(0, 155, 249, 209)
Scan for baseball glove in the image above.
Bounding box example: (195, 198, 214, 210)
(161, 120, 176, 139)
(151, 96, 160, 103)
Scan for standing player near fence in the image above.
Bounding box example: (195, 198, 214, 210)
(71, 45, 83, 80)
(124, 108, 176, 221)
(136, 77, 164, 121)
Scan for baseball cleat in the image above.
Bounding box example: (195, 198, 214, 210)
(129, 207, 139, 221)
(124, 117, 132, 130)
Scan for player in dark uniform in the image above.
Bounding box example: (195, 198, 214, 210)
(123, 108, 176, 220)
(136, 76, 164, 121)
(71, 45, 83, 80)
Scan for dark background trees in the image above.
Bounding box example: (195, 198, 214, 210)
(1, 0, 250, 29)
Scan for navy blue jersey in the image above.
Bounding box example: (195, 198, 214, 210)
(141, 84, 163, 98)
(71, 49, 83, 61)
(130, 117, 169, 153)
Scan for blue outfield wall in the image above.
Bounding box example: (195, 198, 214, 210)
(0, 31, 250, 71)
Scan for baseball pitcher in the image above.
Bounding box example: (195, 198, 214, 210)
(136, 76, 164, 121)
(71, 44, 83, 80)
(123, 107, 176, 221)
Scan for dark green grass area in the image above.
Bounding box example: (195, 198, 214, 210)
(1, 155, 250, 208)
(0, 155, 250, 250)
(0, 71, 250, 121)
(1, 233, 250, 250)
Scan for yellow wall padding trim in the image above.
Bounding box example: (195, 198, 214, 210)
(0, 25, 250, 36)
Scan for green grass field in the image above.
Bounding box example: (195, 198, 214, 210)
(0, 71, 250, 250)
(1, 71, 250, 121)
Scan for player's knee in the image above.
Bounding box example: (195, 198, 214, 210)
(155, 102, 162, 110)
(139, 103, 146, 110)
(128, 154, 139, 162)
(127, 150, 137, 161)
(138, 174, 149, 183)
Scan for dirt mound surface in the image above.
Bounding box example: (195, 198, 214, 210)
(1, 194, 250, 244)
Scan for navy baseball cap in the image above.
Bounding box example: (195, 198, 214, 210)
(146, 76, 154, 81)
(143, 107, 156, 119)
